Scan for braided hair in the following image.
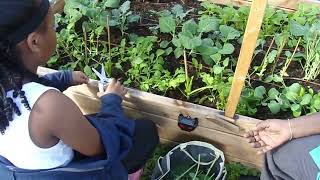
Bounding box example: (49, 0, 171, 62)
(0, 0, 49, 134)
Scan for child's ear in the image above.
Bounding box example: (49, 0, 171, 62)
(26, 32, 41, 53)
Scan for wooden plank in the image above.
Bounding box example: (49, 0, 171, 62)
(205, 0, 320, 11)
(63, 84, 260, 134)
(225, 0, 267, 118)
(63, 88, 263, 168)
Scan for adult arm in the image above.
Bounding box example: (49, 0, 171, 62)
(244, 112, 320, 154)
(291, 113, 320, 138)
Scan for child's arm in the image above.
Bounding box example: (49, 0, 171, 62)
(41, 70, 88, 91)
(86, 79, 135, 160)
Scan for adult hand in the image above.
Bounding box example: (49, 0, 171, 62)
(244, 119, 291, 154)
(72, 71, 89, 85)
(99, 78, 127, 99)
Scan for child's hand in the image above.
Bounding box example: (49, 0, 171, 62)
(99, 79, 127, 99)
(72, 71, 89, 85)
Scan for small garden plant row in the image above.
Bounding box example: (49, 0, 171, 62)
(49, 0, 320, 120)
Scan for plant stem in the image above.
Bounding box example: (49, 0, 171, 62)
(257, 36, 275, 78)
(106, 16, 112, 62)
(82, 25, 88, 64)
(280, 37, 301, 77)
(271, 34, 288, 75)
(283, 77, 320, 87)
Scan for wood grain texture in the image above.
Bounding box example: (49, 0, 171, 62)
(204, 0, 320, 11)
(225, 0, 268, 118)
(63, 85, 263, 169)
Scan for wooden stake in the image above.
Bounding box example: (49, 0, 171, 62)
(225, 0, 268, 118)
(183, 50, 188, 79)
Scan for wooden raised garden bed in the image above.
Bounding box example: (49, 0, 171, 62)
(50, 0, 320, 169)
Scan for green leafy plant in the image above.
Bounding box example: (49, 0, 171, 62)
(303, 21, 320, 81)
(108, 1, 140, 35)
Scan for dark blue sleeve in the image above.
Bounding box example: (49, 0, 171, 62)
(41, 70, 73, 91)
(85, 94, 135, 164)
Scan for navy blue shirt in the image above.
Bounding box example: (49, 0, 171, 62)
(0, 71, 135, 180)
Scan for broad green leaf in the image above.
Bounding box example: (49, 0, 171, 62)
(223, 58, 229, 67)
(288, 83, 302, 94)
(268, 88, 279, 99)
(179, 34, 202, 49)
(174, 48, 183, 58)
(159, 16, 176, 33)
(156, 49, 165, 57)
(119, 1, 131, 13)
(182, 19, 198, 37)
(254, 86, 266, 99)
(219, 43, 234, 54)
(267, 50, 278, 63)
(165, 47, 173, 55)
(213, 65, 224, 74)
(210, 53, 221, 63)
(291, 104, 301, 117)
(219, 25, 241, 41)
(160, 41, 170, 48)
(171, 4, 183, 14)
(127, 15, 140, 23)
(311, 96, 320, 110)
(268, 100, 281, 114)
(273, 74, 284, 83)
(172, 36, 181, 48)
(300, 94, 312, 105)
(198, 16, 219, 33)
(285, 91, 298, 102)
(104, 0, 120, 8)
(133, 57, 143, 65)
(289, 20, 308, 36)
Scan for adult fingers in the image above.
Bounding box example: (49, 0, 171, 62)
(244, 130, 254, 138)
(254, 120, 271, 131)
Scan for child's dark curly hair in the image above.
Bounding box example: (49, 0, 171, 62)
(0, 0, 49, 134)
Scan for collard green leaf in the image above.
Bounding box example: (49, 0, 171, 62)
(291, 104, 301, 117)
(160, 41, 170, 48)
(159, 16, 176, 33)
(172, 36, 181, 48)
(289, 20, 308, 36)
(312, 96, 320, 110)
(119, 1, 131, 13)
(210, 53, 221, 63)
(198, 16, 219, 33)
(254, 86, 266, 99)
(127, 14, 140, 23)
(182, 19, 198, 37)
(179, 34, 202, 50)
(219, 43, 235, 54)
(268, 100, 281, 114)
(268, 88, 279, 99)
(300, 94, 312, 105)
(104, 0, 120, 8)
(213, 65, 224, 74)
(219, 25, 241, 41)
(174, 48, 183, 58)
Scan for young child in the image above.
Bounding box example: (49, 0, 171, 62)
(0, 0, 159, 179)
